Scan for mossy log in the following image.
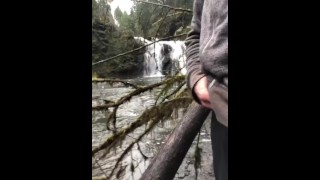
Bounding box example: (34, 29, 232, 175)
(140, 102, 210, 180)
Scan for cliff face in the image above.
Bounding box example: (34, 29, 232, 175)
(92, 0, 145, 78)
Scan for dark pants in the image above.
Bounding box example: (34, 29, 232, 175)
(211, 115, 228, 180)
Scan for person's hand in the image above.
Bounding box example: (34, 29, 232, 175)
(194, 76, 211, 109)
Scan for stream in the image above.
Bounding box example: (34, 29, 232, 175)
(92, 76, 215, 180)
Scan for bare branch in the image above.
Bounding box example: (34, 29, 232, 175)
(152, 12, 184, 26)
(93, 157, 109, 179)
(92, 81, 163, 110)
(136, 0, 192, 13)
(93, 76, 186, 132)
(92, 34, 187, 66)
(137, 142, 149, 160)
(154, 76, 185, 105)
(92, 97, 192, 156)
(92, 176, 107, 180)
(108, 119, 156, 178)
(92, 75, 185, 110)
(159, 82, 186, 104)
(92, 78, 140, 89)
(105, 105, 118, 131)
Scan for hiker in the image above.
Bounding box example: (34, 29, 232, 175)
(185, 0, 228, 180)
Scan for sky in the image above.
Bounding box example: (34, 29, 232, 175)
(109, 0, 134, 16)
(107, 0, 134, 25)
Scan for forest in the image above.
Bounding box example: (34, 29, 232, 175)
(92, 0, 192, 78)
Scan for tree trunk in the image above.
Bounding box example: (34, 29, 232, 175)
(140, 102, 211, 180)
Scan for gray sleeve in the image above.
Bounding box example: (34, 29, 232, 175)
(185, 0, 205, 104)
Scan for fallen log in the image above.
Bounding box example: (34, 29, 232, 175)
(140, 102, 211, 180)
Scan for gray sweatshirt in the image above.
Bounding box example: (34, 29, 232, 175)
(185, 0, 228, 126)
(185, 0, 228, 92)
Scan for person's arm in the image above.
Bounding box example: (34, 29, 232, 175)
(185, 0, 211, 109)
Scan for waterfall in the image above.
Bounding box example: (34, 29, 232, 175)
(134, 37, 187, 77)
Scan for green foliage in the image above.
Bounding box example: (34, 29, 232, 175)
(114, 6, 123, 22)
(131, 0, 193, 38)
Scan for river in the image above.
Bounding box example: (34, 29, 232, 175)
(92, 76, 214, 180)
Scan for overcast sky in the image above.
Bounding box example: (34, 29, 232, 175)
(109, 0, 134, 16)
(107, 0, 134, 25)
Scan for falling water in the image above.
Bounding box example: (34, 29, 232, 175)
(134, 37, 187, 77)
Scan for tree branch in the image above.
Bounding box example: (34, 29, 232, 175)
(108, 119, 156, 178)
(92, 81, 164, 110)
(92, 78, 140, 89)
(93, 156, 109, 179)
(92, 176, 107, 180)
(152, 12, 184, 26)
(140, 102, 210, 180)
(92, 75, 185, 110)
(92, 97, 192, 156)
(159, 82, 186, 104)
(92, 34, 187, 66)
(136, 0, 192, 13)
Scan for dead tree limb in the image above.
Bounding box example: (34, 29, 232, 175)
(92, 97, 192, 156)
(92, 81, 164, 110)
(136, 0, 192, 13)
(140, 102, 211, 180)
(92, 78, 140, 89)
(108, 118, 158, 179)
(92, 34, 187, 66)
(159, 82, 186, 104)
(92, 176, 107, 180)
(152, 12, 184, 26)
(92, 75, 185, 110)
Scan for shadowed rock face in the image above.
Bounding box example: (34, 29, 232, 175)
(162, 44, 173, 75)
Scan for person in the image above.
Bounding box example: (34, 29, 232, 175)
(185, 0, 228, 180)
